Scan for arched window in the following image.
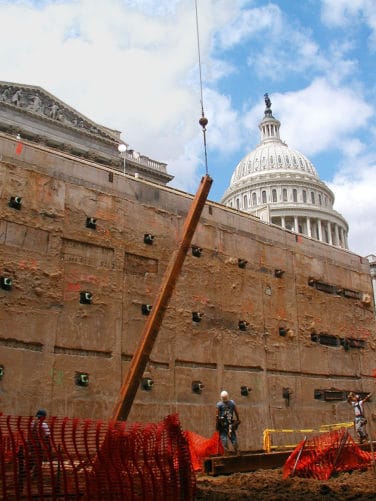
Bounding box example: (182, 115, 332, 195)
(243, 195, 248, 209)
(293, 189, 297, 202)
(272, 189, 277, 202)
(236, 198, 240, 210)
(311, 191, 315, 204)
(262, 190, 267, 203)
(318, 194, 322, 206)
(302, 190, 307, 203)
(283, 188, 287, 202)
(252, 192, 257, 206)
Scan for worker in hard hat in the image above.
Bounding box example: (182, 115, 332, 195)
(28, 409, 51, 475)
(347, 392, 372, 443)
(216, 390, 241, 454)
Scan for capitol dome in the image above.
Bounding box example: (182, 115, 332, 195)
(221, 95, 349, 249)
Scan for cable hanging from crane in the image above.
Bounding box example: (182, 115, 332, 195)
(194, 0, 209, 175)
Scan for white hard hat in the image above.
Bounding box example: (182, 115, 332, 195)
(220, 390, 229, 400)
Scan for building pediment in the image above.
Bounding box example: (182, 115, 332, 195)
(0, 81, 120, 143)
(0, 81, 173, 186)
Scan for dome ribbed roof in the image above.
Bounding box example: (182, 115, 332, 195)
(230, 107, 319, 184)
(231, 141, 319, 183)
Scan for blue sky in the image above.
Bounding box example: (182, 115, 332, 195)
(0, 0, 375, 255)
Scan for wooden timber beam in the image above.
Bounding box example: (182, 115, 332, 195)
(204, 451, 291, 476)
(112, 174, 213, 422)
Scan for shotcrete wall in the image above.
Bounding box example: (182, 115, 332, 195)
(0, 133, 375, 450)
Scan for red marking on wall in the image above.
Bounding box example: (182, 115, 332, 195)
(372, 369, 376, 378)
(244, 301, 254, 314)
(192, 294, 209, 305)
(350, 327, 371, 339)
(66, 283, 81, 292)
(15, 142, 23, 155)
(65, 270, 109, 287)
(18, 259, 37, 270)
(259, 250, 265, 266)
(277, 307, 287, 319)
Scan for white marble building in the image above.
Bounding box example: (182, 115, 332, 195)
(221, 95, 349, 249)
(366, 255, 376, 309)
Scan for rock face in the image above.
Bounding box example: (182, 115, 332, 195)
(0, 115, 375, 452)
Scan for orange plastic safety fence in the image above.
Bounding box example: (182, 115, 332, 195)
(184, 430, 223, 471)
(283, 428, 374, 480)
(0, 413, 195, 500)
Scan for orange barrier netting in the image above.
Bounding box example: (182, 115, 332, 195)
(283, 428, 375, 480)
(184, 430, 223, 471)
(0, 413, 195, 500)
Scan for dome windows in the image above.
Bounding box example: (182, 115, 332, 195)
(243, 195, 248, 209)
(283, 188, 288, 202)
(272, 189, 277, 202)
(303, 190, 307, 203)
(311, 192, 315, 204)
(293, 189, 297, 203)
(262, 191, 267, 203)
(252, 192, 257, 206)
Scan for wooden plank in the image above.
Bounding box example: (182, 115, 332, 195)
(204, 451, 291, 476)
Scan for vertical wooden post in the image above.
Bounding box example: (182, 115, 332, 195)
(112, 175, 212, 421)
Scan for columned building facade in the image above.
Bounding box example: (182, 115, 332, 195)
(366, 255, 376, 311)
(221, 96, 349, 249)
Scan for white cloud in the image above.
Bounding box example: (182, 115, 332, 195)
(321, 0, 370, 26)
(217, 3, 281, 49)
(242, 79, 372, 156)
(329, 161, 376, 255)
(321, 0, 376, 49)
(0, 0, 243, 193)
(254, 79, 372, 156)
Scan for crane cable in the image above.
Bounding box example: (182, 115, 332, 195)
(194, 0, 209, 175)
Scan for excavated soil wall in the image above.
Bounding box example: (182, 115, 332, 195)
(0, 133, 375, 450)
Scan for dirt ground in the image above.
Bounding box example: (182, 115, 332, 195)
(195, 467, 376, 500)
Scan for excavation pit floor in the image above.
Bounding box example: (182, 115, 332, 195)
(195, 467, 376, 500)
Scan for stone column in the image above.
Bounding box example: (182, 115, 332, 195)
(307, 217, 312, 238)
(318, 220, 322, 242)
(327, 221, 332, 245)
(334, 224, 340, 247)
(294, 216, 298, 233)
(281, 216, 286, 229)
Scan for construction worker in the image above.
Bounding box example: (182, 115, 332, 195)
(347, 392, 372, 443)
(28, 409, 51, 475)
(216, 390, 240, 454)
(18, 409, 51, 488)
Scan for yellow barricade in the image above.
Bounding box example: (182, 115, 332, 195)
(263, 421, 353, 453)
